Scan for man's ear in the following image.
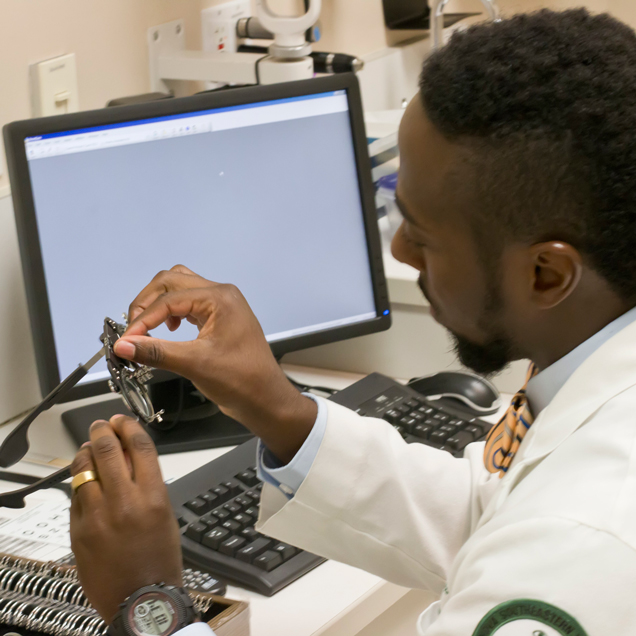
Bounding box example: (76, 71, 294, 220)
(529, 242, 583, 309)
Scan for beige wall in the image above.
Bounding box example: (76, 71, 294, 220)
(1, 0, 636, 189)
(0, 0, 208, 189)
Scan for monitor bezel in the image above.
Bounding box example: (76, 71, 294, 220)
(3, 74, 391, 402)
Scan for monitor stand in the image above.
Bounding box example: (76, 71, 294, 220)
(61, 378, 253, 454)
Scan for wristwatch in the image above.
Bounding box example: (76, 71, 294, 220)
(108, 584, 200, 636)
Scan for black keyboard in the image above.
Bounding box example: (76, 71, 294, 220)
(167, 438, 324, 596)
(329, 372, 494, 456)
(167, 372, 494, 596)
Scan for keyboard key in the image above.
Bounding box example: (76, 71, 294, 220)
(399, 417, 416, 433)
(241, 527, 260, 541)
(200, 492, 218, 511)
(245, 490, 261, 501)
(224, 502, 242, 515)
(446, 431, 474, 451)
(244, 506, 259, 519)
(212, 507, 231, 521)
(272, 543, 297, 562)
(234, 495, 253, 508)
(472, 422, 491, 435)
(221, 480, 244, 496)
(177, 516, 188, 528)
(184, 498, 208, 515)
(430, 430, 450, 444)
(432, 412, 450, 422)
(236, 537, 273, 563)
(418, 406, 435, 415)
(200, 513, 220, 529)
(410, 412, 425, 422)
(233, 513, 252, 529)
(395, 404, 410, 414)
(202, 527, 230, 550)
(463, 425, 485, 440)
(393, 425, 407, 438)
(439, 424, 458, 435)
(184, 522, 208, 543)
(253, 550, 283, 572)
(413, 424, 432, 439)
(382, 409, 401, 423)
(222, 520, 242, 533)
(404, 399, 420, 408)
(236, 470, 259, 487)
(210, 486, 230, 503)
(219, 535, 247, 557)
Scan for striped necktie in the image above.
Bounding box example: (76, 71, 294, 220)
(483, 363, 538, 477)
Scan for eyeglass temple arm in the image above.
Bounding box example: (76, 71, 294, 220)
(0, 348, 105, 468)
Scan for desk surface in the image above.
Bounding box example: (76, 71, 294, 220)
(0, 364, 415, 636)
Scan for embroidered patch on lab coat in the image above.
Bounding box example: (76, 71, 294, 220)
(473, 599, 588, 636)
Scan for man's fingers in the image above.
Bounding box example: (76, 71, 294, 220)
(110, 417, 164, 487)
(114, 335, 200, 378)
(124, 288, 213, 338)
(127, 268, 217, 325)
(88, 420, 132, 497)
(70, 440, 103, 511)
(170, 264, 197, 276)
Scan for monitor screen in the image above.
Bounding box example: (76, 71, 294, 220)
(5, 75, 390, 399)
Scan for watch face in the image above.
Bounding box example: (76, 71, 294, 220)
(128, 592, 179, 636)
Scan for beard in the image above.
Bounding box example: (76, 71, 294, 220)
(418, 275, 513, 377)
(449, 331, 512, 377)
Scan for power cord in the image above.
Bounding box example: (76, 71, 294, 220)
(286, 374, 337, 396)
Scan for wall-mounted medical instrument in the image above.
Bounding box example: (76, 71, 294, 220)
(147, 0, 358, 92)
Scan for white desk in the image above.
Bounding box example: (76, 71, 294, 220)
(0, 364, 431, 636)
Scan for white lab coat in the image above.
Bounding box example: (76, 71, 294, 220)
(257, 319, 636, 635)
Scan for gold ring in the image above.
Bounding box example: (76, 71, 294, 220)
(71, 470, 99, 494)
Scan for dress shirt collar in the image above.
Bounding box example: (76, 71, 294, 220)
(526, 305, 636, 416)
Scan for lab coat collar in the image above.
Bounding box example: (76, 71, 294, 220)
(526, 305, 636, 416)
(503, 317, 636, 485)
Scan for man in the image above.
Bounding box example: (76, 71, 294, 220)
(70, 8, 636, 636)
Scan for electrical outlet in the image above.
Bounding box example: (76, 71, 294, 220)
(202, 0, 251, 55)
(29, 53, 79, 117)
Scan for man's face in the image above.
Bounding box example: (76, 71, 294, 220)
(391, 98, 517, 375)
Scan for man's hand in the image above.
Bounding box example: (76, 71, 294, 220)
(113, 265, 317, 463)
(70, 416, 183, 624)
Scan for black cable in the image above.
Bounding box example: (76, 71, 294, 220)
(286, 374, 337, 395)
(171, 377, 187, 428)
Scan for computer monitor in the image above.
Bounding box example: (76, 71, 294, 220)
(3, 74, 390, 452)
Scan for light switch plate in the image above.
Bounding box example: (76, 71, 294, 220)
(29, 53, 79, 118)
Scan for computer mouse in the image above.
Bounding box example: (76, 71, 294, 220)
(407, 371, 502, 416)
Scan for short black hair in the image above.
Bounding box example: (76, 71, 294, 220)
(420, 9, 636, 302)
